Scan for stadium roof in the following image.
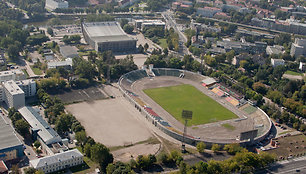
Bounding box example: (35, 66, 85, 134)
(82, 21, 136, 43)
(0, 114, 22, 151)
(18, 106, 62, 145)
(30, 149, 83, 168)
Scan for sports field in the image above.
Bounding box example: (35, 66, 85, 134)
(143, 84, 238, 126)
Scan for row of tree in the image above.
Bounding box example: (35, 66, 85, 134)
(8, 108, 30, 137)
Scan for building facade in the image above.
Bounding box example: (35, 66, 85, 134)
(3, 81, 25, 109)
(82, 22, 137, 53)
(0, 114, 24, 162)
(30, 149, 83, 174)
(290, 38, 306, 57)
(0, 69, 25, 83)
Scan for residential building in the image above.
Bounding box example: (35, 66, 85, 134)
(30, 149, 83, 174)
(290, 38, 306, 57)
(82, 22, 137, 53)
(48, 58, 73, 70)
(3, 81, 25, 109)
(15, 79, 36, 97)
(196, 7, 221, 17)
(0, 114, 24, 162)
(135, 20, 166, 31)
(45, 0, 68, 11)
(18, 106, 62, 145)
(190, 20, 221, 33)
(266, 45, 285, 55)
(0, 70, 25, 83)
(271, 58, 285, 67)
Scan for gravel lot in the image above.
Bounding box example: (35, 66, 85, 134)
(65, 93, 153, 147)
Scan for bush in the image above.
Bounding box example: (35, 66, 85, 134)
(196, 142, 206, 153)
(211, 144, 221, 153)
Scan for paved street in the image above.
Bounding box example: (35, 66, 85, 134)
(256, 157, 306, 174)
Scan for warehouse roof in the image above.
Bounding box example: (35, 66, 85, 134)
(30, 149, 83, 168)
(82, 21, 136, 43)
(0, 114, 22, 151)
(18, 106, 61, 145)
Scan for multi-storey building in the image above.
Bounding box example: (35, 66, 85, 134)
(290, 38, 306, 57)
(3, 80, 25, 109)
(30, 149, 83, 173)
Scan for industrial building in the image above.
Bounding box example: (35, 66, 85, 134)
(0, 114, 24, 161)
(82, 22, 137, 52)
(45, 0, 69, 11)
(18, 106, 62, 146)
(135, 20, 166, 31)
(59, 46, 79, 58)
(48, 58, 73, 70)
(30, 149, 83, 174)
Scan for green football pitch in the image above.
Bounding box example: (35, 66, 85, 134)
(143, 84, 238, 126)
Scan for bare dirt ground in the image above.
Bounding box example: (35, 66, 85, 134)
(66, 98, 153, 147)
(53, 85, 108, 104)
(115, 53, 148, 68)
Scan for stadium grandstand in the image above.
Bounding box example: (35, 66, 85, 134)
(118, 68, 272, 147)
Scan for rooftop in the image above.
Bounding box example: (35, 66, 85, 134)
(30, 149, 83, 168)
(18, 106, 61, 145)
(3, 80, 24, 95)
(0, 114, 23, 151)
(48, 58, 73, 69)
(0, 69, 23, 77)
(59, 45, 78, 58)
(82, 22, 136, 43)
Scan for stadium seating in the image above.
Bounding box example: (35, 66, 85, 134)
(152, 69, 161, 76)
(124, 70, 148, 83)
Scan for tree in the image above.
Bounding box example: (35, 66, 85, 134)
(120, 19, 129, 28)
(106, 161, 132, 174)
(196, 142, 206, 153)
(55, 113, 73, 134)
(253, 82, 267, 95)
(47, 27, 54, 36)
(144, 43, 149, 52)
(24, 167, 37, 174)
(75, 130, 87, 145)
(8, 44, 20, 60)
(223, 143, 244, 155)
(138, 44, 144, 53)
(123, 24, 134, 34)
(33, 140, 41, 149)
(91, 143, 113, 171)
(15, 119, 30, 137)
(211, 144, 221, 153)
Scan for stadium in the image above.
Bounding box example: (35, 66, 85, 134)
(118, 68, 272, 147)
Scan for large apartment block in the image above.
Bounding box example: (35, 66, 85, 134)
(0, 70, 36, 109)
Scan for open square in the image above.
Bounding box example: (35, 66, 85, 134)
(143, 84, 238, 126)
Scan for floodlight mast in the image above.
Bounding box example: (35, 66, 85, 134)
(181, 110, 192, 153)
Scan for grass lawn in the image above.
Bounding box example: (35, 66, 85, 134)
(285, 70, 302, 76)
(143, 84, 238, 126)
(158, 39, 168, 49)
(22, 69, 29, 78)
(30, 65, 43, 75)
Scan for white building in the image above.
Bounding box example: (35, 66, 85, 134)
(0, 69, 25, 83)
(290, 38, 306, 58)
(271, 58, 285, 67)
(47, 58, 73, 70)
(135, 20, 166, 31)
(3, 80, 25, 109)
(299, 62, 306, 72)
(15, 79, 36, 97)
(45, 0, 69, 11)
(30, 149, 83, 174)
(18, 106, 62, 145)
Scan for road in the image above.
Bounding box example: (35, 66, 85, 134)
(162, 10, 189, 56)
(256, 157, 306, 174)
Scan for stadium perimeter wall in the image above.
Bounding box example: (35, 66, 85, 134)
(118, 68, 272, 147)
